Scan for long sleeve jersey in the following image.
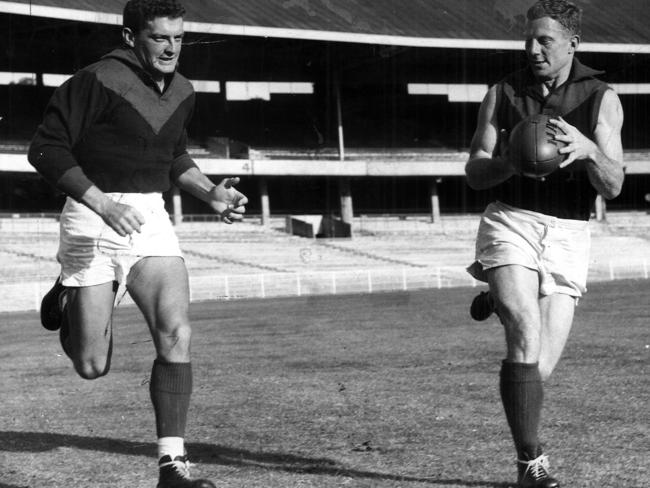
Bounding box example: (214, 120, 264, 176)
(28, 47, 198, 200)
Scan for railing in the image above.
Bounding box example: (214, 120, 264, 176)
(3, 260, 648, 313)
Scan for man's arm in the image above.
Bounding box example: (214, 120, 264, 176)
(28, 71, 146, 236)
(465, 85, 516, 190)
(552, 89, 624, 199)
(78, 185, 146, 237)
(28, 71, 107, 200)
(174, 167, 248, 224)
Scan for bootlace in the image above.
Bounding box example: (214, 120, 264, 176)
(161, 457, 192, 479)
(519, 454, 550, 480)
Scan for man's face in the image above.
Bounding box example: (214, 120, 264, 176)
(524, 17, 577, 83)
(124, 16, 184, 80)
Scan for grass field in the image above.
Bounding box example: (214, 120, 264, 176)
(1, 280, 648, 488)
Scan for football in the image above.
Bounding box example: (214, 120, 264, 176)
(508, 114, 567, 178)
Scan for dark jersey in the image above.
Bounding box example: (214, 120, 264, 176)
(28, 48, 197, 200)
(490, 59, 610, 220)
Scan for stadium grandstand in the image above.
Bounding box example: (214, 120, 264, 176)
(1, 0, 650, 225)
(1, 0, 650, 313)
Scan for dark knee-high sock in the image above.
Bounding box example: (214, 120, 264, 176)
(150, 359, 193, 440)
(499, 360, 543, 459)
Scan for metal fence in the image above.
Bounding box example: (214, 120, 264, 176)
(1, 212, 649, 312)
(3, 260, 648, 313)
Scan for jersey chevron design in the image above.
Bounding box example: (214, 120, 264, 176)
(28, 48, 197, 198)
(91, 51, 194, 135)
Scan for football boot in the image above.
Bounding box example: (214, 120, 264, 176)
(157, 455, 216, 488)
(40, 277, 66, 331)
(517, 453, 560, 488)
(469, 290, 496, 321)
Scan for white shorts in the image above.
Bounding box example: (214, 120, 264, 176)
(467, 201, 590, 297)
(58, 193, 183, 287)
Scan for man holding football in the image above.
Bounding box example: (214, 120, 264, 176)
(464, 0, 623, 486)
(28, 1, 246, 486)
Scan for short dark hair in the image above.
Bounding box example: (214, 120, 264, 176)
(123, 0, 186, 33)
(527, 0, 582, 37)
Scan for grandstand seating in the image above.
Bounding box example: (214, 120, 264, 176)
(1, 212, 649, 311)
(0, 232, 60, 282)
(2, 213, 649, 282)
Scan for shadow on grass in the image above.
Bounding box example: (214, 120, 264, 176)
(0, 431, 511, 487)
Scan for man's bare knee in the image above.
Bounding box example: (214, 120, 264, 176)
(497, 299, 543, 361)
(74, 357, 111, 380)
(155, 322, 192, 360)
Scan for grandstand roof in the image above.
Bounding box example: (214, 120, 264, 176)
(1, 0, 649, 53)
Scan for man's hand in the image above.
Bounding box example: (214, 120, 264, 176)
(549, 116, 599, 168)
(99, 199, 146, 237)
(497, 128, 512, 166)
(207, 177, 248, 224)
(79, 185, 146, 237)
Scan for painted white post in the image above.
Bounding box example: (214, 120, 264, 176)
(609, 261, 615, 280)
(260, 274, 266, 298)
(331, 272, 337, 294)
(595, 194, 606, 221)
(259, 178, 271, 227)
(429, 178, 441, 223)
(436, 267, 442, 289)
(367, 270, 373, 293)
(224, 275, 230, 299)
(296, 274, 302, 296)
